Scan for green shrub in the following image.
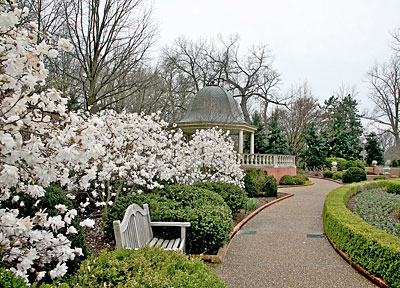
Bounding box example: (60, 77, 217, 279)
(345, 160, 365, 170)
(292, 175, 306, 185)
(0, 268, 27, 288)
(279, 175, 295, 185)
(296, 174, 309, 181)
(323, 181, 400, 288)
(332, 171, 343, 180)
(104, 185, 232, 254)
(323, 171, 334, 178)
(387, 180, 400, 195)
(62, 247, 225, 288)
(246, 198, 258, 211)
(342, 167, 367, 183)
(325, 157, 347, 171)
(243, 168, 277, 197)
(194, 182, 247, 213)
(398, 200, 400, 219)
(391, 159, 399, 167)
(373, 175, 387, 181)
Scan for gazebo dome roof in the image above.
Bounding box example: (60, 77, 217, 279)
(178, 86, 247, 125)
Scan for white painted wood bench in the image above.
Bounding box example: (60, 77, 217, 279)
(113, 203, 191, 253)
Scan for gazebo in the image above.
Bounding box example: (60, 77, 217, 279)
(176, 86, 256, 154)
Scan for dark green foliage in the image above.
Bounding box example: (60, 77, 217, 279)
(391, 159, 400, 168)
(332, 171, 343, 180)
(62, 247, 225, 288)
(265, 112, 289, 155)
(104, 185, 232, 254)
(365, 132, 385, 166)
(279, 175, 295, 185)
(246, 198, 258, 211)
(342, 167, 367, 183)
(325, 157, 347, 171)
(245, 112, 267, 154)
(0, 268, 27, 288)
(243, 169, 277, 197)
(300, 123, 328, 170)
(373, 175, 387, 181)
(398, 200, 400, 219)
(322, 94, 363, 160)
(323, 171, 334, 178)
(323, 181, 400, 288)
(387, 180, 400, 195)
(292, 175, 306, 185)
(194, 182, 247, 213)
(353, 188, 400, 238)
(0, 184, 90, 281)
(345, 160, 365, 170)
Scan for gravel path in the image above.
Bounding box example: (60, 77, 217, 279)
(212, 178, 377, 288)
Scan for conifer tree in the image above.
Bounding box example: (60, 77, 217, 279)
(365, 132, 384, 165)
(300, 124, 329, 169)
(265, 112, 289, 154)
(245, 112, 268, 153)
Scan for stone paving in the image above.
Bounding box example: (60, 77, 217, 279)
(212, 178, 377, 288)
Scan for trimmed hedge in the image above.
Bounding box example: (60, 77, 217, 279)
(373, 175, 387, 181)
(52, 247, 225, 288)
(279, 175, 295, 185)
(104, 185, 232, 254)
(387, 180, 400, 195)
(323, 171, 334, 178)
(279, 175, 307, 185)
(399, 199, 400, 219)
(194, 182, 247, 213)
(345, 160, 365, 170)
(332, 171, 343, 180)
(325, 157, 347, 171)
(243, 168, 277, 197)
(342, 167, 367, 183)
(323, 181, 400, 288)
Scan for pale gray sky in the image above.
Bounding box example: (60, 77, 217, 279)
(152, 0, 400, 112)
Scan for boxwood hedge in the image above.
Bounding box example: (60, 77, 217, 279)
(387, 180, 400, 195)
(323, 181, 400, 288)
(104, 185, 232, 255)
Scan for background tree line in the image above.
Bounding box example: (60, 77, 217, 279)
(23, 0, 400, 166)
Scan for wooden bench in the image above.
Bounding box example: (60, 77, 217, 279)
(113, 203, 191, 253)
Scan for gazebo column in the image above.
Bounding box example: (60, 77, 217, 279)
(239, 129, 244, 154)
(250, 132, 254, 154)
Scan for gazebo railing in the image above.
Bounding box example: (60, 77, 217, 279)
(239, 153, 296, 168)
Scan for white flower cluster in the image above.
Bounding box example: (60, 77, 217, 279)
(0, 2, 243, 283)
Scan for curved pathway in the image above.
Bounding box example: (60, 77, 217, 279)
(213, 178, 376, 288)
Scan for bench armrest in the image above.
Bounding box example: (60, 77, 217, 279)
(150, 221, 191, 227)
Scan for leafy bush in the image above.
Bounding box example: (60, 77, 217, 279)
(292, 175, 306, 185)
(325, 157, 347, 171)
(194, 182, 247, 213)
(246, 198, 259, 211)
(387, 180, 400, 195)
(0, 268, 27, 288)
(345, 160, 365, 170)
(399, 200, 400, 219)
(323, 181, 400, 288)
(332, 171, 343, 180)
(279, 175, 295, 185)
(104, 185, 232, 254)
(323, 171, 334, 178)
(373, 175, 387, 181)
(391, 159, 399, 167)
(243, 168, 277, 197)
(342, 167, 367, 183)
(296, 174, 309, 182)
(62, 247, 225, 288)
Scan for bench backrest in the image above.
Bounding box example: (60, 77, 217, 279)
(117, 203, 153, 249)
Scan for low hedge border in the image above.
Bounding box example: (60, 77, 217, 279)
(323, 180, 400, 288)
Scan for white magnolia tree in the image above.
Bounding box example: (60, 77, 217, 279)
(0, 1, 243, 284)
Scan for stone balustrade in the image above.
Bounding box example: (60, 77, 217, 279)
(239, 153, 296, 168)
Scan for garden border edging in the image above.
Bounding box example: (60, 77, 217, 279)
(194, 192, 294, 263)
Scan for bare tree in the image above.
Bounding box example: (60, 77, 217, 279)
(162, 36, 285, 123)
(366, 56, 400, 149)
(63, 0, 157, 112)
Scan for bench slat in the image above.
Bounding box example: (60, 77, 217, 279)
(166, 239, 175, 250)
(148, 237, 158, 247)
(161, 240, 170, 248)
(172, 238, 181, 250)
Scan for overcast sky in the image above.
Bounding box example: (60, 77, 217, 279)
(152, 0, 400, 113)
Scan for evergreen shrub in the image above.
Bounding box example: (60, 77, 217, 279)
(194, 182, 247, 213)
(325, 157, 347, 171)
(323, 181, 400, 288)
(345, 160, 365, 170)
(373, 175, 387, 181)
(332, 171, 343, 180)
(323, 171, 334, 178)
(387, 180, 400, 195)
(292, 175, 306, 185)
(342, 167, 367, 183)
(104, 185, 232, 254)
(62, 247, 225, 288)
(391, 159, 399, 168)
(243, 168, 277, 197)
(279, 175, 295, 185)
(0, 268, 27, 288)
